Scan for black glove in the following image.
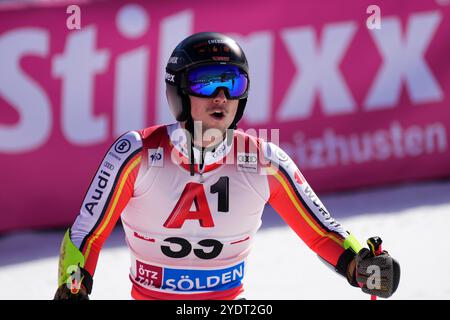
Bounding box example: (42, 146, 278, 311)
(353, 248, 400, 298)
(53, 266, 93, 300)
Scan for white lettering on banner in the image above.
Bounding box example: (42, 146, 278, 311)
(156, 10, 193, 124)
(284, 122, 448, 169)
(278, 22, 357, 121)
(116, 4, 149, 39)
(436, 0, 450, 6)
(0, 9, 447, 154)
(114, 5, 149, 135)
(114, 48, 149, 135)
(365, 12, 443, 109)
(229, 32, 274, 124)
(366, 5, 381, 30)
(66, 5, 81, 30)
(52, 26, 110, 145)
(0, 28, 52, 153)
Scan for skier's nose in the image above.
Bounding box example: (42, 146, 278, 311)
(213, 89, 227, 104)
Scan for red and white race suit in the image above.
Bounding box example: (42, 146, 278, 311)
(68, 122, 355, 300)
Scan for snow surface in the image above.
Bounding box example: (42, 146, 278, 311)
(1, 180, 449, 300)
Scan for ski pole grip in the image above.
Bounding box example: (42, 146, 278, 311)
(367, 236, 383, 256)
(366, 236, 383, 301)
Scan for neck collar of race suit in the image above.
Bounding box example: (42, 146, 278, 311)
(167, 122, 234, 169)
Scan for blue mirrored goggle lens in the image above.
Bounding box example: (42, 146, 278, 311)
(187, 65, 248, 98)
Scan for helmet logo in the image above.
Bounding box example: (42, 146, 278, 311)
(212, 56, 230, 61)
(168, 57, 178, 64)
(208, 39, 225, 44)
(165, 72, 175, 83)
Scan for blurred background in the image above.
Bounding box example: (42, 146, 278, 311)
(0, 0, 449, 299)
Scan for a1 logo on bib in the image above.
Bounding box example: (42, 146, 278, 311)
(237, 153, 258, 173)
(148, 148, 164, 167)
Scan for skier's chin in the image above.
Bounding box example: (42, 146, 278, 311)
(203, 119, 229, 135)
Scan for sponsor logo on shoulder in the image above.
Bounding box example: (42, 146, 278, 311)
(114, 139, 131, 154)
(108, 151, 121, 161)
(212, 144, 226, 159)
(148, 147, 164, 167)
(237, 152, 258, 173)
(294, 169, 305, 185)
(275, 148, 289, 162)
(103, 161, 115, 170)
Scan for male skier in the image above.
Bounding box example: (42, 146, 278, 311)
(54, 32, 400, 300)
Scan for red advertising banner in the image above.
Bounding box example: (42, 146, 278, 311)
(1, 0, 449, 232)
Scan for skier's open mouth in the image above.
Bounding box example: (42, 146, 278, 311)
(210, 111, 225, 120)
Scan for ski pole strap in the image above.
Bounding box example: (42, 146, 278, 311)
(343, 233, 363, 253)
(58, 229, 86, 287)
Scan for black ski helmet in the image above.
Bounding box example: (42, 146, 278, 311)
(165, 32, 249, 129)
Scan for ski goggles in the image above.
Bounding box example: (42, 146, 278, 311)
(183, 64, 249, 99)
